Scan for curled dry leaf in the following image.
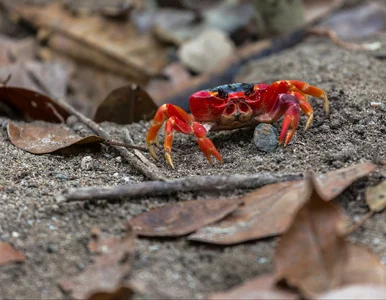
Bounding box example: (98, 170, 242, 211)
(314, 161, 376, 201)
(317, 284, 386, 299)
(59, 227, 136, 300)
(274, 175, 386, 298)
(93, 84, 158, 124)
(0, 86, 70, 122)
(188, 180, 309, 245)
(129, 198, 243, 237)
(366, 180, 386, 212)
(7, 121, 104, 154)
(0, 242, 25, 265)
(208, 275, 299, 300)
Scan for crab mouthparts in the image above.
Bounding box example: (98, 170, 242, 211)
(221, 101, 253, 124)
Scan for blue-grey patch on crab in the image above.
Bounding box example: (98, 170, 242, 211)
(206, 83, 255, 98)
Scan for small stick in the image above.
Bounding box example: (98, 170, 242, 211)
(345, 211, 374, 235)
(307, 27, 381, 51)
(56, 99, 166, 181)
(58, 172, 302, 202)
(104, 140, 148, 152)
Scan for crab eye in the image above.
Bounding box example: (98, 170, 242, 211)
(243, 84, 254, 96)
(217, 88, 228, 99)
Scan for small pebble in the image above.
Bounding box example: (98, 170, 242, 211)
(252, 124, 278, 153)
(115, 156, 122, 163)
(46, 243, 58, 253)
(257, 257, 268, 264)
(81, 156, 93, 170)
(372, 237, 381, 245)
(54, 173, 68, 180)
(12, 231, 20, 238)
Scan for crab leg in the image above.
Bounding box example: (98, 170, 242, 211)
(289, 91, 314, 130)
(279, 80, 329, 118)
(146, 104, 193, 160)
(192, 122, 222, 165)
(277, 94, 300, 146)
(146, 104, 222, 168)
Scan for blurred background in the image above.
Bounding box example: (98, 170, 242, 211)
(0, 0, 384, 123)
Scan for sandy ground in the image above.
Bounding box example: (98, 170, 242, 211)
(0, 37, 385, 299)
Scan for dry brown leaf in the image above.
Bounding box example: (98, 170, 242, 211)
(188, 180, 309, 245)
(208, 275, 299, 300)
(93, 84, 158, 124)
(7, 121, 104, 154)
(59, 227, 136, 300)
(0, 242, 25, 265)
(13, 2, 168, 82)
(274, 175, 386, 298)
(366, 180, 386, 212)
(188, 163, 376, 245)
(129, 198, 243, 237)
(0, 86, 70, 122)
(314, 161, 376, 201)
(87, 286, 134, 300)
(317, 284, 386, 299)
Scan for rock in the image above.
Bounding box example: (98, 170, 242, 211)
(252, 124, 278, 153)
(81, 156, 93, 170)
(178, 28, 235, 73)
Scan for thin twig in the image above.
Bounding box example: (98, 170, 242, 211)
(307, 27, 381, 51)
(57, 172, 302, 202)
(345, 211, 375, 235)
(56, 99, 166, 181)
(104, 140, 148, 152)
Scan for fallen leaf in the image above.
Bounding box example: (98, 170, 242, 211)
(93, 84, 158, 124)
(13, 2, 168, 82)
(129, 198, 243, 237)
(0, 86, 70, 122)
(314, 161, 376, 201)
(188, 180, 309, 245)
(87, 286, 134, 300)
(0, 242, 26, 265)
(274, 175, 386, 298)
(7, 121, 104, 154)
(366, 180, 386, 212)
(188, 163, 376, 245)
(59, 227, 136, 300)
(208, 275, 299, 300)
(317, 284, 386, 299)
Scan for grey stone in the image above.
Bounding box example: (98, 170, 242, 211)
(252, 124, 278, 153)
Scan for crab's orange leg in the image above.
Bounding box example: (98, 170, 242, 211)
(289, 91, 314, 130)
(146, 104, 222, 168)
(192, 122, 222, 165)
(146, 104, 193, 160)
(277, 94, 301, 146)
(284, 80, 329, 118)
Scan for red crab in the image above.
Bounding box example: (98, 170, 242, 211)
(146, 80, 329, 168)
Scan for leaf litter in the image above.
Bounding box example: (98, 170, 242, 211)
(7, 121, 104, 154)
(187, 161, 376, 245)
(366, 180, 386, 212)
(208, 174, 386, 299)
(129, 198, 243, 237)
(0, 242, 25, 266)
(59, 226, 136, 300)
